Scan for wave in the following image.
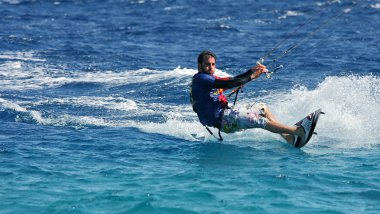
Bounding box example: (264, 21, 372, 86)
(0, 98, 41, 123)
(0, 59, 200, 90)
(0, 51, 45, 62)
(0, 57, 232, 91)
(35, 96, 138, 111)
(0, 97, 112, 128)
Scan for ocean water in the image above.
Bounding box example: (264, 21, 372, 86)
(1, 0, 379, 213)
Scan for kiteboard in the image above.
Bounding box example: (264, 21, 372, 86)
(292, 108, 324, 148)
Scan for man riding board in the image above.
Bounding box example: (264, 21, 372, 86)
(190, 50, 305, 145)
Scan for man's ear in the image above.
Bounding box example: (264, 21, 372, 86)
(197, 63, 201, 72)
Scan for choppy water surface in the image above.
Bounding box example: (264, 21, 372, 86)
(1, 0, 379, 213)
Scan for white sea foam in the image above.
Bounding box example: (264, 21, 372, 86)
(371, 3, 380, 9)
(0, 97, 28, 112)
(0, 97, 45, 125)
(136, 119, 206, 141)
(317, 0, 341, 7)
(279, 10, 304, 20)
(0, 61, 202, 90)
(343, 8, 352, 13)
(0, 51, 46, 62)
(0, 97, 111, 128)
(164, 6, 185, 11)
(35, 96, 138, 111)
(1, 0, 22, 5)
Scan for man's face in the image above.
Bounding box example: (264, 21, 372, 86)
(199, 56, 216, 75)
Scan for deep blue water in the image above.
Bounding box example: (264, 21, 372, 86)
(1, 0, 380, 213)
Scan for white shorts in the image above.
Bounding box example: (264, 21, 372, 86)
(221, 103, 268, 133)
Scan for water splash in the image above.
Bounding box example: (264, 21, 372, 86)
(266, 75, 380, 148)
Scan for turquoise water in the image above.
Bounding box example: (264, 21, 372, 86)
(1, 0, 380, 213)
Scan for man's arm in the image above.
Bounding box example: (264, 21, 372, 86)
(213, 65, 267, 89)
(213, 73, 252, 89)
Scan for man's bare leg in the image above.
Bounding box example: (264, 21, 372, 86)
(262, 107, 302, 145)
(264, 120, 304, 136)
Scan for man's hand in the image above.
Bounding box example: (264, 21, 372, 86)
(250, 64, 269, 80)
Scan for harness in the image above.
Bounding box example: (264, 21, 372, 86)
(204, 120, 224, 141)
(190, 99, 226, 141)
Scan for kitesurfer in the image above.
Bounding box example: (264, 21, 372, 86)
(190, 50, 306, 144)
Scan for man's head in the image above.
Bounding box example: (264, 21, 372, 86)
(198, 50, 216, 75)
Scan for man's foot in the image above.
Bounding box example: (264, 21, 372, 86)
(282, 134, 294, 145)
(298, 113, 314, 143)
(288, 126, 306, 147)
(293, 115, 317, 147)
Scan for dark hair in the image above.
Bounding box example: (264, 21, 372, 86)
(197, 50, 216, 64)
